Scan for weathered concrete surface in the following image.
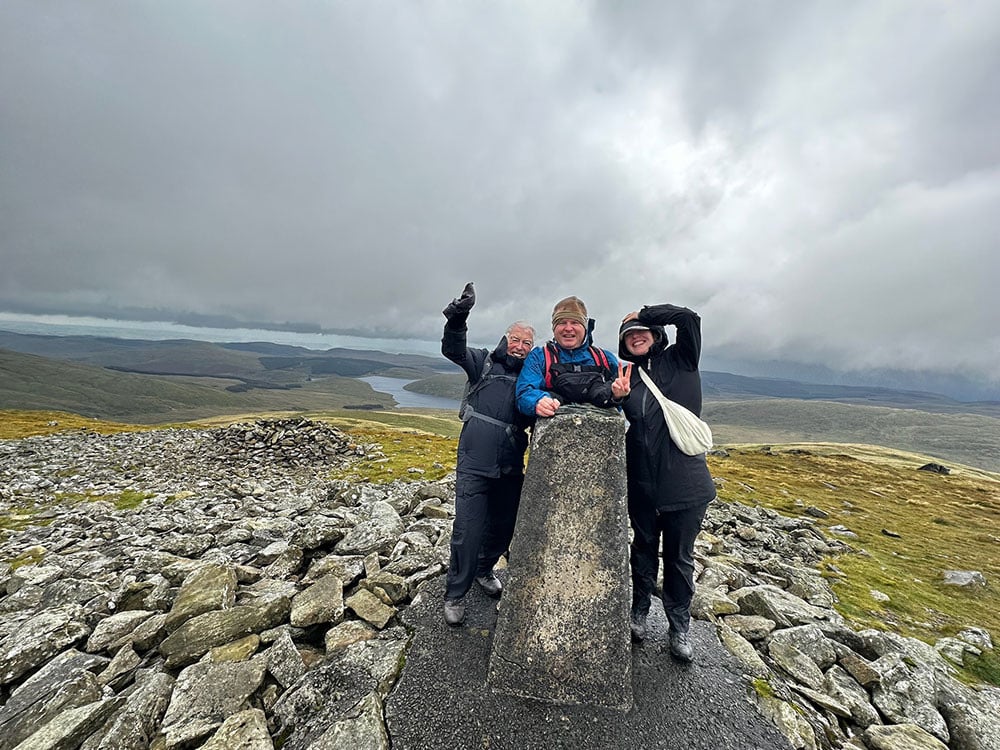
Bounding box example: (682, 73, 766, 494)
(488, 407, 632, 710)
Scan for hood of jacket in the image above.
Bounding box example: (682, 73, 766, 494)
(618, 324, 669, 364)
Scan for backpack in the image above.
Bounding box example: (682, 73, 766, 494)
(458, 354, 516, 420)
(543, 343, 612, 388)
(542, 343, 614, 405)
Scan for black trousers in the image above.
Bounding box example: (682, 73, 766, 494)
(629, 501, 708, 633)
(445, 472, 523, 601)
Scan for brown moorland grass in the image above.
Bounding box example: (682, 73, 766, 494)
(0, 410, 193, 438)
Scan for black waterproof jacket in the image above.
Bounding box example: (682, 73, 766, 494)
(618, 304, 715, 512)
(442, 322, 531, 478)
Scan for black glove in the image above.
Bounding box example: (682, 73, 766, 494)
(442, 282, 476, 319)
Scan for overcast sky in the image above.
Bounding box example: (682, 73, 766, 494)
(1, 1, 998, 389)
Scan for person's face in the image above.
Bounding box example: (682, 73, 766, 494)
(624, 329, 654, 357)
(505, 326, 534, 359)
(553, 318, 586, 349)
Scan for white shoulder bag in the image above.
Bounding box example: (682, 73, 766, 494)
(637, 366, 713, 456)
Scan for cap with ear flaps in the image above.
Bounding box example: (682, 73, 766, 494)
(551, 296, 588, 329)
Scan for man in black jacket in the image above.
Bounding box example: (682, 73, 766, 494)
(441, 282, 535, 626)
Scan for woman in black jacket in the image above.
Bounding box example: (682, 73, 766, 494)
(618, 304, 716, 662)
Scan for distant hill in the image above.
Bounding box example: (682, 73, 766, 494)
(0, 330, 451, 388)
(705, 399, 1000, 474)
(701, 371, 1000, 418)
(403, 371, 1000, 473)
(404, 370, 1000, 418)
(0, 348, 396, 423)
(222, 341, 450, 371)
(3, 328, 999, 473)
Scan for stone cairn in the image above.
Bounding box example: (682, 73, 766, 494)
(208, 418, 376, 467)
(0, 421, 997, 749)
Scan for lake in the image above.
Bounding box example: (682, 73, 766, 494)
(359, 376, 459, 410)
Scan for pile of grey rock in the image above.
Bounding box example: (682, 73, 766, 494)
(208, 418, 379, 468)
(695, 489, 1000, 749)
(0, 422, 997, 749)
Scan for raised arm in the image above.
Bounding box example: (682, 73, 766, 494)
(441, 282, 486, 381)
(637, 304, 701, 370)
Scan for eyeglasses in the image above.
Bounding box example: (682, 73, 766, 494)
(508, 336, 533, 347)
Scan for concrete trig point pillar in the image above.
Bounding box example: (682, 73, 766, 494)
(487, 406, 632, 711)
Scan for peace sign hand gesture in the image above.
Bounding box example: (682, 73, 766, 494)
(611, 361, 632, 400)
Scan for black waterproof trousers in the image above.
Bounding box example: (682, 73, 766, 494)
(445, 472, 523, 601)
(629, 502, 708, 633)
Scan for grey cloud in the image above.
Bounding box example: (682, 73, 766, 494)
(1, 1, 998, 390)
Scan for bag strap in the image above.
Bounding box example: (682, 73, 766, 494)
(460, 354, 494, 413)
(460, 405, 518, 447)
(545, 343, 612, 385)
(637, 365, 713, 456)
(543, 343, 559, 389)
(589, 345, 611, 373)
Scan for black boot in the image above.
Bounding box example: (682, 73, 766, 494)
(630, 603, 648, 642)
(669, 631, 693, 662)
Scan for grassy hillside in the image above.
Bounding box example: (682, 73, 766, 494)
(5, 337, 999, 473)
(404, 372, 466, 399)
(0, 349, 397, 423)
(706, 399, 1000, 473)
(0, 331, 445, 389)
(403, 373, 1000, 472)
(711, 444, 1000, 684)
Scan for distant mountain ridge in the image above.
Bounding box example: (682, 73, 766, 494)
(404, 368, 1000, 419)
(701, 371, 1000, 418)
(2, 328, 999, 472)
(703, 354, 1000, 402)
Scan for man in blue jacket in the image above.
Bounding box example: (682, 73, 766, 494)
(442, 282, 536, 626)
(516, 296, 630, 417)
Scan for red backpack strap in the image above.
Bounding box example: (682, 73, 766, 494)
(544, 343, 558, 389)
(590, 345, 611, 373)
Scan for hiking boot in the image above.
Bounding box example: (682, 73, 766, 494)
(443, 598, 465, 626)
(630, 613, 647, 643)
(669, 631, 693, 662)
(475, 574, 503, 598)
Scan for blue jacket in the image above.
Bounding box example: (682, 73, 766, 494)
(516, 325, 620, 416)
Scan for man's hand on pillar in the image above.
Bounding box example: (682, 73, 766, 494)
(535, 396, 561, 418)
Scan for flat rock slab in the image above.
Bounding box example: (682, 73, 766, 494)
(385, 576, 794, 750)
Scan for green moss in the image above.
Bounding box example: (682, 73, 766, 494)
(0, 501, 45, 532)
(53, 491, 95, 504)
(327, 424, 457, 485)
(964, 649, 1000, 685)
(752, 677, 776, 699)
(9, 546, 46, 571)
(114, 489, 154, 510)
